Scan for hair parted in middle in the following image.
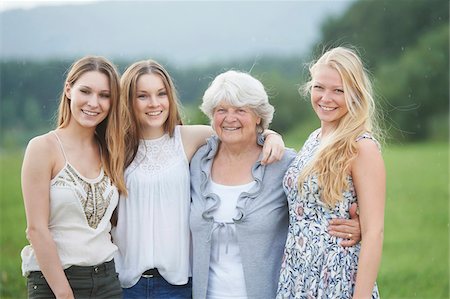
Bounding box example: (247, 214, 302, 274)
(298, 46, 382, 207)
(201, 70, 274, 134)
(57, 55, 127, 195)
(121, 59, 183, 167)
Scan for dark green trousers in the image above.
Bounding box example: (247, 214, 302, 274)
(27, 260, 122, 299)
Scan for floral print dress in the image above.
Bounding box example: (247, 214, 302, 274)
(276, 129, 380, 299)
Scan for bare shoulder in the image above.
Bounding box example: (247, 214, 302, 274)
(24, 132, 58, 165)
(356, 138, 382, 159)
(26, 132, 56, 153)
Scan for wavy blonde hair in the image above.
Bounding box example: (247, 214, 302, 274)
(298, 47, 382, 207)
(120, 59, 183, 167)
(57, 56, 127, 195)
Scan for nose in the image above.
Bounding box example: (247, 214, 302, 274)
(320, 90, 334, 102)
(87, 94, 99, 107)
(223, 111, 238, 122)
(147, 96, 159, 107)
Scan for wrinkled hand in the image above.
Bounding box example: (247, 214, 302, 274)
(328, 203, 361, 247)
(261, 133, 285, 165)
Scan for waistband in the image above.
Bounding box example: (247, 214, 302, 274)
(28, 259, 116, 277)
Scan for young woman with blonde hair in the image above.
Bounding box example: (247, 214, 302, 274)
(21, 56, 126, 299)
(277, 47, 385, 298)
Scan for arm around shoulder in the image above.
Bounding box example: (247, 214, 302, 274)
(180, 125, 214, 162)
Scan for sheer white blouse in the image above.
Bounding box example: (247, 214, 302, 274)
(112, 126, 191, 288)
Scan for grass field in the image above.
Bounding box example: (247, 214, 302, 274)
(0, 142, 449, 298)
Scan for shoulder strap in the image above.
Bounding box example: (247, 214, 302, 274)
(52, 131, 68, 163)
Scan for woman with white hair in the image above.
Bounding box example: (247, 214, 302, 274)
(190, 70, 361, 299)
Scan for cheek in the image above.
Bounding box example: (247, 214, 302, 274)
(212, 115, 223, 129)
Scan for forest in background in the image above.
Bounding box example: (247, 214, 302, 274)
(1, 0, 448, 148)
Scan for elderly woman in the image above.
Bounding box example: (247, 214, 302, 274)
(190, 70, 360, 299)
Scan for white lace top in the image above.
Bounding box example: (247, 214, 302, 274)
(112, 126, 191, 288)
(21, 131, 119, 276)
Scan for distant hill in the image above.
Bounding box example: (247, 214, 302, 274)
(0, 0, 352, 66)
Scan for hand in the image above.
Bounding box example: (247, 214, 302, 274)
(328, 203, 361, 247)
(261, 132, 285, 165)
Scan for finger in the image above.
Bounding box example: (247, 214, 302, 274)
(260, 145, 271, 165)
(328, 224, 358, 234)
(340, 239, 357, 247)
(349, 203, 359, 219)
(328, 230, 354, 240)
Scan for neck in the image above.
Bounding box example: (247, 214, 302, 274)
(141, 127, 165, 140)
(60, 120, 97, 144)
(218, 140, 261, 161)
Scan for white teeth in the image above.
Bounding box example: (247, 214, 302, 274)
(223, 127, 239, 131)
(82, 110, 99, 116)
(320, 105, 336, 111)
(146, 111, 162, 116)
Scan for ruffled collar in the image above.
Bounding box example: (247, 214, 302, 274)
(198, 135, 267, 222)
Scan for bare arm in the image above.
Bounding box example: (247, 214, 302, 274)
(180, 125, 285, 164)
(22, 136, 74, 299)
(351, 139, 385, 299)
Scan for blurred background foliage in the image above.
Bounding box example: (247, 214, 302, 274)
(1, 0, 448, 149)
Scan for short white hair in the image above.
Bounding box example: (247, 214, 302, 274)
(200, 70, 274, 133)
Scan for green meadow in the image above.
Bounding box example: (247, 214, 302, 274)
(1, 142, 448, 298)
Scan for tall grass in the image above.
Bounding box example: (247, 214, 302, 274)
(0, 142, 448, 298)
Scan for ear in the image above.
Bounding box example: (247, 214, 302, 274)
(256, 117, 261, 125)
(64, 82, 71, 99)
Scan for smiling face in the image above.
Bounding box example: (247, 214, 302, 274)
(65, 70, 111, 129)
(310, 64, 349, 132)
(132, 73, 170, 139)
(212, 101, 261, 146)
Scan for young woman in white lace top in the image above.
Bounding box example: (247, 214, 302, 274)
(111, 59, 285, 299)
(21, 56, 127, 299)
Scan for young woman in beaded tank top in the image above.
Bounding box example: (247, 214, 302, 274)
(277, 47, 386, 298)
(21, 56, 127, 299)
(111, 59, 285, 299)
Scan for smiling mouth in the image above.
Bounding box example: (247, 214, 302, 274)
(82, 109, 100, 116)
(223, 126, 240, 131)
(146, 111, 163, 116)
(319, 105, 337, 111)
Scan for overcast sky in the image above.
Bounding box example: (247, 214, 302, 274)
(0, 0, 100, 12)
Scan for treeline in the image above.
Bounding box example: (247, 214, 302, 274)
(316, 0, 449, 141)
(1, 0, 448, 148)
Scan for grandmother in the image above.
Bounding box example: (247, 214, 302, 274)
(189, 70, 360, 299)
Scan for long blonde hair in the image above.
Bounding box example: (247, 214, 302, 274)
(57, 56, 127, 195)
(298, 47, 382, 207)
(120, 59, 183, 167)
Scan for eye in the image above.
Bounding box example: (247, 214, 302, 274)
(237, 108, 247, 113)
(137, 94, 147, 100)
(100, 93, 110, 99)
(313, 85, 323, 90)
(80, 89, 90, 94)
(335, 89, 344, 93)
(159, 90, 168, 97)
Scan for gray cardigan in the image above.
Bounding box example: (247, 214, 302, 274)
(189, 135, 296, 299)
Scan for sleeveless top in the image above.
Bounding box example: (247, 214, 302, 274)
(21, 131, 119, 276)
(277, 129, 380, 298)
(111, 125, 191, 288)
